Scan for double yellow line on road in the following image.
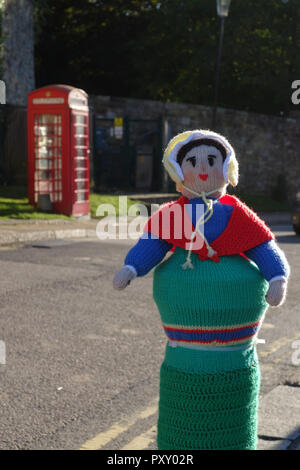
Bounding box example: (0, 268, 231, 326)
(79, 398, 158, 450)
(80, 327, 300, 450)
(121, 425, 157, 450)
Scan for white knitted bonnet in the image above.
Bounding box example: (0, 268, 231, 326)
(162, 129, 239, 188)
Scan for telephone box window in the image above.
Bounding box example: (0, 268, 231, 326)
(33, 113, 62, 204)
(76, 170, 86, 179)
(75, 115, 85, 124)
(76, 192, 86, 202)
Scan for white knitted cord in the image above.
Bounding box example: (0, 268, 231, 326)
(181, 184, 224, 269)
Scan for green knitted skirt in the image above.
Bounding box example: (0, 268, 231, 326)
(157, 345, 260, 450)
(153, 248, 268, 450)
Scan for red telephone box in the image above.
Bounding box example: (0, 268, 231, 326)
(27, 84, 90, 216)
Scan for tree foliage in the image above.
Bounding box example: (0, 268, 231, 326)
(34, 0, 300, 115)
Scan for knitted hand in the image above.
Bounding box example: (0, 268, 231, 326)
(113, 265, 137, 290)
(265, 278, 287, 307)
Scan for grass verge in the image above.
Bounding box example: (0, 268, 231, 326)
(0, 186, 142, 220)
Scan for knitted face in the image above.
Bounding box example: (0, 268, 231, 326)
(178, 143, 226, 197)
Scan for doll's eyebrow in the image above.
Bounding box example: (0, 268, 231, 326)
(186, 156, 196, 165)
(207, 154, 217, 158)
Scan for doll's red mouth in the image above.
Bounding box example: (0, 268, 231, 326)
(199, 173, 208, 181)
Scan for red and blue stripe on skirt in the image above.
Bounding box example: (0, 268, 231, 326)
(163, 320, 261, 346)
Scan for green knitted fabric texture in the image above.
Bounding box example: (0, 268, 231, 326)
(153, 248, 268, 450)
(158, 360, 260, 450)
(153, 248, 269, 329)
(162, 339, 260, 374)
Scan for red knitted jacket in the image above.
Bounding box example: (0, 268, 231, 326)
(143, 194, 275, 262)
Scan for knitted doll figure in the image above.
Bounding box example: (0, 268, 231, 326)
(113, 130, 290, 450)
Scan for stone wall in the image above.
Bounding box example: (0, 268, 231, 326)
(90, 94, 300, 201)
(1, 105, 27, 186)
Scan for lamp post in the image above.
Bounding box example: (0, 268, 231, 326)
(211, 0, 231, 129)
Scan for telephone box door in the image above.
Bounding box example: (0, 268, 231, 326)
(32, 110, 69, 212)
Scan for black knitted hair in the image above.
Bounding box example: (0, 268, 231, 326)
(176, 138, 227, 167)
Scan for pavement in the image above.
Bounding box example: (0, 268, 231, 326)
(257, 386, 300, 450)
(0, 210, 292, 248)
(0, 210, 299, 450)
(0, 217, 99, 247)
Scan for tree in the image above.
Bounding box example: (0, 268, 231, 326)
(2, 0, 35, 105)
(34, 0, 300, 115)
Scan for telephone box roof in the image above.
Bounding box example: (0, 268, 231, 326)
(28, 84, 87, 97)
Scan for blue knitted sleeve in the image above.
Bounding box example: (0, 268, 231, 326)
(244, 240, 290, 282)
(125, 233, 173, 276)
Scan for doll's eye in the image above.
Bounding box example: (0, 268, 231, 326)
(208, 155, 216, 167)
(186, 156, 196, 167)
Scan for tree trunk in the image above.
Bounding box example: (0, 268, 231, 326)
(2, 0, 35, 105)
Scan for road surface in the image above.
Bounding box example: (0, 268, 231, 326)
(0, 225, 299, 449)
